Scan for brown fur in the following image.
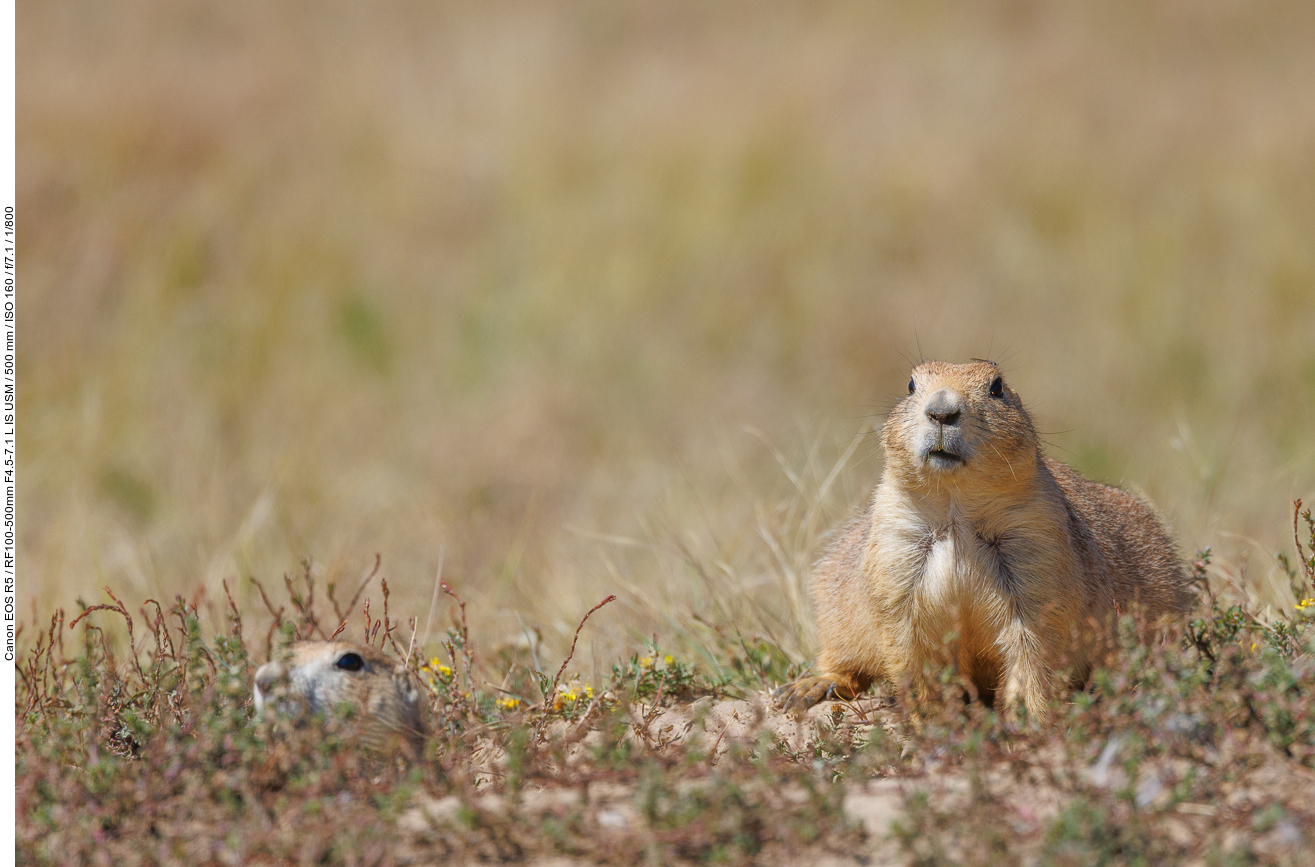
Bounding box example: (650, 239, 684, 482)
(253, 640, 428, 759)
(776, 360, 1193, 721)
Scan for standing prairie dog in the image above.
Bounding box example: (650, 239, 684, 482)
(777, 360, 1193, 722)
(254, 641, 428, 759)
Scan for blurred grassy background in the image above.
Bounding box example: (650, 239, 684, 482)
(18, 0, 1315, 665)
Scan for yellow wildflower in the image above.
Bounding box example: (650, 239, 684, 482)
(1296, 598, 1315, 612)
(639, 656, 654, 668)
(552, 679, 595, 711)
(664, 655, 674, 666)
(496, 696, 522, 711)
(425, 658, 454, 681)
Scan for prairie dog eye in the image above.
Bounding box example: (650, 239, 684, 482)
(908, 378, 916, 394)
(989, 376, 1004, 398)
(336, 652, 365, 672)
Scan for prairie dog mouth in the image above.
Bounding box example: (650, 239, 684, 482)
(925, 448, 964, 469)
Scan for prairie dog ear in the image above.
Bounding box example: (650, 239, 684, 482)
(391, 666, 420, 703)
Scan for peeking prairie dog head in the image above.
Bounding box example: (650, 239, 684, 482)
(882, 360, 1041, 490)
(253, 640, 428, 760)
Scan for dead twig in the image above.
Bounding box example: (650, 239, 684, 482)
(220, 579, 245, 641)
(441, 581, 477, 699)
(330, 554, 382, 624)
(380, 578, 404, 656)
(69, 587, 148, 690)
(545, 595, 617, 718)
(1294, 499, 1314, 589)
(249, 576, 286, 658)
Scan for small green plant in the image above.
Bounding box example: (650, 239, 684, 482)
(611, 644, 700, 700)
(17, 500, 1315, 865)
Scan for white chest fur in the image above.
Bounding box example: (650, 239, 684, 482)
(914, 524, 1006, 628)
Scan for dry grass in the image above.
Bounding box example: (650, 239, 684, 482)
(15, 512, 1315, 865)
(19, 0, 1315, 663)
(14, 2, 1315, 861)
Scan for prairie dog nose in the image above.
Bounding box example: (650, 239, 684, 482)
(924, 388, 964, 425)
(253, 660, 288, 713)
